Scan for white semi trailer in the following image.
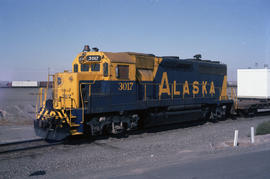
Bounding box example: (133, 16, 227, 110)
(11, 81, 38, 88)
(237, 69, 270, 115)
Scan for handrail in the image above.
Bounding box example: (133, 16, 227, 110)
(80, 83, 84, 124)
(35, 88, 41, 119)
(144, 83, 146, 101)
(39, 88, 43, 107)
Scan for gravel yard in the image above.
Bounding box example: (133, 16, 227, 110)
(1, 88, 270, 178)
(0, 88, 38, 125)
(0, 115, 270, 178)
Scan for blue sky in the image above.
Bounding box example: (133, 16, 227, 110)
(0, 0, 269, 81)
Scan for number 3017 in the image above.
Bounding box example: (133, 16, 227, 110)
(118, 82, 133, 91)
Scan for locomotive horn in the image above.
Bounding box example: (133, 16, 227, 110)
(92, 47, 99, 52)
(194, 54, 202, 60)
(83, 45, 91, 52)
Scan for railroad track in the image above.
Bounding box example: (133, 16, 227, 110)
(0, 139, 63, 154)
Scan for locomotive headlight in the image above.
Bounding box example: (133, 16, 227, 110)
(79, 56, 84, 63)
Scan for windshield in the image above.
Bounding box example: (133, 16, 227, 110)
(91, 63, 100, 71)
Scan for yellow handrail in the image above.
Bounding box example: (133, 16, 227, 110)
(144, 83, 146, 101)
(35, 89, 40, 118)
(39, 88, 43, 107)
(80, 83, 84, 124)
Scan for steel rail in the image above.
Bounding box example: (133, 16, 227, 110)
(0, 138, 44, 147)
(0, 139, 63, 154)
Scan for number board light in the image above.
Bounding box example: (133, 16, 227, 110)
(86, 55, 101, 61)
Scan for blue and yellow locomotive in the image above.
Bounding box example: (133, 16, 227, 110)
(34, 45, 232, 140)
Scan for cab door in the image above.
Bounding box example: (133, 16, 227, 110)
(88, 62, 110, 113)
(110, 64, 137, 111)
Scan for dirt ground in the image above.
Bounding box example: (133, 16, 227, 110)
(0, 88, 40, 125)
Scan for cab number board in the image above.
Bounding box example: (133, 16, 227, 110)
(118, 82, 133, 91)
(86, 55, 101, 61)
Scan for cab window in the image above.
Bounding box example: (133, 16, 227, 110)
(116, 65, 129, 79)
(103, 63, 108, 77)
(81, 64, 89, 72)
(91, 64, 100, 71)
(73, 64, 78, 72)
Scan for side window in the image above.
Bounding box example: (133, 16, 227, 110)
(74, 64, 78, 72)
(116, 65, 129, 79)
(81, 64, 89, 72)
(103, 63, 108, 77)
(91, 64, 100, 71)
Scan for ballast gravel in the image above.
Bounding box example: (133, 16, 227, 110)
(0, 116, 270, 178)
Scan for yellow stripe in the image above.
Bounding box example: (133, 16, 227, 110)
(219, 75, 228, 100)
(61, 110, 68, 118)
(144, 84, 147, 101)
(38, 107, 45, 116)
(153, 57, 162, 80)
(43, 110, 48, 116)
(57, 111, 63, 119)
(50, 111, 56, 117)
(71, 131, 83, 135)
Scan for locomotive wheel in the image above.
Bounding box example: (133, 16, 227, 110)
(238, 109, 249, 118)
(247, 108, 257, 117)
(83, 123, 92, 138)
(208, 105, 226, 122)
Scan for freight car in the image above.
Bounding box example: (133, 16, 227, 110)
(34, 45, 233, 140)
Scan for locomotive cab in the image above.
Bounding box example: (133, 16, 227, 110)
(52, 50, 110, 110)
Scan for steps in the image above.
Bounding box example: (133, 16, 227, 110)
(69, 111, 83, 136)
(70, 129, 83, 135)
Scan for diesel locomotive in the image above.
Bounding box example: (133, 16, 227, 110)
(34, 45, 233, 140)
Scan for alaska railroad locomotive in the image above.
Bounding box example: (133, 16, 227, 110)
(34, 45, 233, 140)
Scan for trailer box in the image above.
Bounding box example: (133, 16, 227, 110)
(11, 81, 38, 88)
(237, 69, 270, 99)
